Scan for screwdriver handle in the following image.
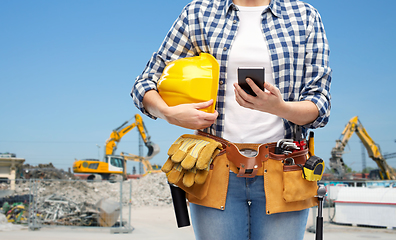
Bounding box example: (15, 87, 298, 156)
(308, 131, 315, 156)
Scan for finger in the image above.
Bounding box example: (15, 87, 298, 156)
(202, 110, 218, 122)
(246, 78, 264, 96)
(197, 109, 218, 128)
(195, 119, 217, 130)
(233, 82, 248, 99)
(234, 87, 254, 109)
(264, 82, 279, 96)
(234, 87, 244, 103)
(205, 109, 218, 119)
(193, 99, 214, 110)
(233, 83, 254, 104)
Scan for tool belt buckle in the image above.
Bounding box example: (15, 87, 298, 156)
(237, 160, 261, 178)
(226, 143, 267, 178)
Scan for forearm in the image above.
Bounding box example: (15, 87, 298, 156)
(275, 100, 319, 126)
(142, 90, 169, 120)
(234, 81, 320, 126)
(142, 90, 219, 130)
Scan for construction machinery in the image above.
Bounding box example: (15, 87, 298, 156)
(329, 116, 396, 180)
(73, 114, 160, 181)
(120, 152, 162, 176)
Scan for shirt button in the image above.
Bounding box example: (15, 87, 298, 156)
(223, 47, 227, 51)
(220, 80, 224, 85)
(233, 20, 237, 24)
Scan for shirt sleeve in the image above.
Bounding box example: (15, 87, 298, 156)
(130, 5, 196, 119)
(300, 8, 332, 129)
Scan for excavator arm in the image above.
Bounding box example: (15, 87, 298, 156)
(330, 116, 396, 180)
(105, 114, 159, 158)
(73, 114, 160, 181)
(120, 152, 161, 176)
(329, 117, 358, 177)
(354, 123, 395, 180)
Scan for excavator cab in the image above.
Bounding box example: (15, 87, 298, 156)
(107, 156, 124, 171)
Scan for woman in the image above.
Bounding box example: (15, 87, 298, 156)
(132, 0, 331, 239)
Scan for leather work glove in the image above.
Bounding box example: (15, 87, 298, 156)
(161, 134, 222, 187)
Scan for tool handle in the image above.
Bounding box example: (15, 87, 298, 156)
(315, 216, 323, 240)
(169, 183, 190, 228)
(316, 185, 326, 240)
(308, 131, 315, 156)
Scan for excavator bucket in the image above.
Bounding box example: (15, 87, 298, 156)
(146, 142, 160, 160)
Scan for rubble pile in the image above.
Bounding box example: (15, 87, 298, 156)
(130, 173, 173, 207)
(1, 172, 172, 228)
(36, 194, 99, 226)
(22, 163, 78, 180)
(9, 173, 172, 207)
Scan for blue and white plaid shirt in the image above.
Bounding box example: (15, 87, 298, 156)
(132, 0, 332, 139)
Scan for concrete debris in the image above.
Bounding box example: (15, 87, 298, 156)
(22, 163, 79, 180)
(131, 173, 173, 207)
(38, 194, 99, 226)
(0, 172, 172, 230)
(6, 173, 172, 207)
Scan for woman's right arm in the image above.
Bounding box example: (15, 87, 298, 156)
(142, 89, 218, 130)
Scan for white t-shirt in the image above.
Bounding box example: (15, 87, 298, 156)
(223, 5, 284, 143)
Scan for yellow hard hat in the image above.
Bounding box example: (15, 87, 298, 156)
(157, 53, 219, 113)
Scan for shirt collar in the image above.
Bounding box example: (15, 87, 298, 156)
(269, 0, 282, 18)
(226, 0, 282, 18)
(225, 0, 236, 14)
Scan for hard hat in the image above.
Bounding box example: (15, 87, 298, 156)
(157, 53, 219, 113)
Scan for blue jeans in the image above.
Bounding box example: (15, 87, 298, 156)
(190, 172, 309, 240)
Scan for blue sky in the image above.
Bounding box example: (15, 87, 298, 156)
(1, 0, 396, 174)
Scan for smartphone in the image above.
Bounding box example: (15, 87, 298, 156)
(237, 67, 265, 96)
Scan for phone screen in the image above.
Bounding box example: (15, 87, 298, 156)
(237, 67, 265, 96)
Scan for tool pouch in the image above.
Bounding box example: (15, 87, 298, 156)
(264, 149, 318, 215)
(282, 152, 318, 202)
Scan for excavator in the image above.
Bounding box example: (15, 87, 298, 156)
(120, 152, 162, 176)
(73, 114, 160, 181)
(329, 116, 396, 180)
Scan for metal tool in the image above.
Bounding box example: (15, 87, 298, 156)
(284, 157, 295, 165)
(316, 185, 326, 240)
(293, 125, 307, 151)
(275, 139, 297, 154)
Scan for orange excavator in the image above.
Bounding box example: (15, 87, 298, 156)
(73, 114, 160, 181)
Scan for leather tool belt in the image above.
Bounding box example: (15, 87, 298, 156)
(197, 131, 271, 178)
(226, 142, 269, 178)
(183, 131, 318, 214)
(197, 131, 311, 178)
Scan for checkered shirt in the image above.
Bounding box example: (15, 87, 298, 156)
(131, 0, 332, 139)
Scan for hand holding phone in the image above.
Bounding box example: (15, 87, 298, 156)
(237, 67, 265, 96)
